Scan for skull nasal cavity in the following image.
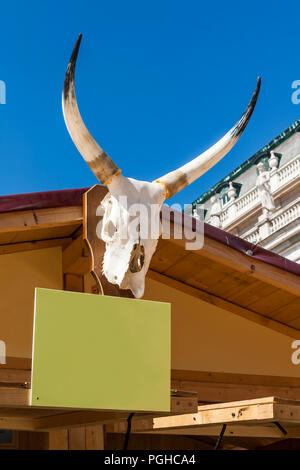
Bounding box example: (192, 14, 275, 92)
(129, 243, 145, 273)
(107, 221, 117, 238)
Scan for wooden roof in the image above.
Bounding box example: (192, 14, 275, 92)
(0, 187, 299, 339)
(149, 235, 300, 339)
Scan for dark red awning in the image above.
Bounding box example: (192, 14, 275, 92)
(0, 188, 299, 277)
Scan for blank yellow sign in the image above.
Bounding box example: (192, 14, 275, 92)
(31, 288, 171, 412)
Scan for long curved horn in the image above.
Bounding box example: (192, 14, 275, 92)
(155, 77, 261, 199)
(62, 34, 121, 185)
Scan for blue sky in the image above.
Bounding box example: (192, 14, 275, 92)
(1, 0, 300, 206)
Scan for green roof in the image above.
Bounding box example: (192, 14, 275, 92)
(192, 118, 300, 207)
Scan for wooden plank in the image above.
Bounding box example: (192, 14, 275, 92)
(0, 357, 32, 370)
(171, 371, 300, 402)
(164, 253, 231, 285)
(171, 370, 300, 387)
(246, 290, 296, 317)
(62, 236, 90, 275)
(85, 425, 104, 450)
(0, 368, 31, 384)
(48, 430, 69, 450)
(138, 424, 300, 439)
(170, 395, 198, 414)
(224, 280, 276, 308)
(0, 206, 82, 231)
(189, 396, 299, 408)
(148, 270, 300, 339)
(0, 238, 72, 256)
(0, 224, 81, 245)
(288, 316, 300, 330)
(69, 427, 86, 450)
(0, 417, 36, 431)
(18, 431, 49, 450)
(0, 387, 30, 407)
(171, 380, 300, 404)
(272, 298, 300, 325)
(0, 206, 82, 245)
(112, 404, 275, 434)
(274, 403, 300, 423)
(0, 408, 67, 418)
(109, 397, 300, 435)
(35, 410, 135, 431)
(33, 395, 197, 431)
(150, 240, 189, 273)
(168, 228, 300, 297)
(106, 431, 215, 450)
(64, 273, 84, 293)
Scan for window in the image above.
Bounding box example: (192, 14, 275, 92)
(221, 193, 230, 207)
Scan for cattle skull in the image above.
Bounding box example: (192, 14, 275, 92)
(62, 34, 261, 298)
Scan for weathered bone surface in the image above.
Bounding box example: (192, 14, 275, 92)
(63, 34, 261, 298)
(99, 174, 165, 298)
(155, 78, 261, 198)
(62, 34, 121, 185)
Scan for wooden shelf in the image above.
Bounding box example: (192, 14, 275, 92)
(109, 396, 300, 440)
(0, 384, 198, 431)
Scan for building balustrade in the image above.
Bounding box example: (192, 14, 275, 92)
(210, 155, 300, 228)
(240, 198, 300, 244)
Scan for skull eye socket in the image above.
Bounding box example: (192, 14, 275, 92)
(102, 219, 118, 242)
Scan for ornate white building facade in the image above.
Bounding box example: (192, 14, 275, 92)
(188, 119, 300, 263)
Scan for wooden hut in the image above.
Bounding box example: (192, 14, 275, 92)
(0, 187, 300, 450)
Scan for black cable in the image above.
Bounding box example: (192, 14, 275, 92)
(273, 421, 287, 436)
(214, 424, 227, 450)
(123, 413, 135, 451)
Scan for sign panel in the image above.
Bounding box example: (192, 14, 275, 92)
(31, 288, 170, 412)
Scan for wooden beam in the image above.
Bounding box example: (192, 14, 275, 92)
(171, 380, 300, 404)
(172, 370, 300, 387)
(0, 387, 30, 407)
(111, 397, 300, 435)
(0, 238, 72, 256)
(171, 370, 300, 403)
(148, 269, 300, 339)
(0, 369, 31, 385)
(34, 395, 198, 431)
(0, 206, 82, 245)
(62, 236, 90, 275)
(0, 418, 36, 431)
(274, 403, 300, 423)
(111, 397, 276, 434)
(135, 424, 300, 439)
(0, 206, 82, 231)
(35, 410, 137, 431)
(0, 392, 197, 432)
(0, 357, 31, 370)
(169, 233, 300, 297)
(64, 273, 84, 293)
